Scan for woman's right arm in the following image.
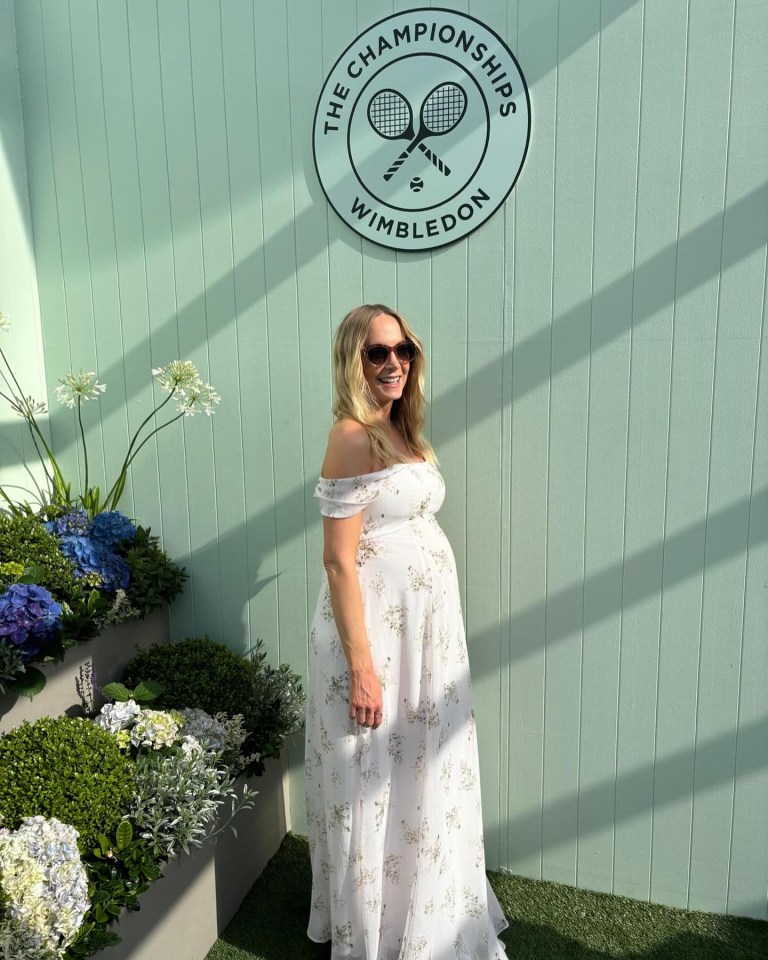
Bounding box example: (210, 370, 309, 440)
(321, 421, 384, 730)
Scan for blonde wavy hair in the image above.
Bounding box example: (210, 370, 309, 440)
(332, 304, 436, 468)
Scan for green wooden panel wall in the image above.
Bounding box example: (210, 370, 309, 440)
(0, 0, 48, 500)
(7, 0, 767, 918)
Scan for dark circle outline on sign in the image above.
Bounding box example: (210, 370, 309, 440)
(312, 6, 532, 252)
(346, 53, 490, 214)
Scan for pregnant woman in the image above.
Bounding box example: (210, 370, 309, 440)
(305, 304, 508, 959)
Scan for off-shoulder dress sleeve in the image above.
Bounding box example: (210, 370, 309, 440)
(314, 476, 382, 518)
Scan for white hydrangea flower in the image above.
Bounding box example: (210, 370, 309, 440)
(54, 371, 106, 408)
(130, 709, 180, 750)
(93, 699, 141, 733)
(0, 816, 90, 958)
(152, 360, 199, 394)
(177, 708, 228, 751)
(0, 311, 10, 332)
(180, 734, 204, 756)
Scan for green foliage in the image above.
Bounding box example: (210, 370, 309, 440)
(0, 513, 108, 661)
(0, 717, 135, 851)
(101, 679, 164, 706)
(123, 635, 304, 776)
(66, 820, 163, 957)
(0, 514, 77, 599)
(123, 526, 187, 615)
(246, 641, 305, 767)
(3, 664, 46, 698)
(123, 636, 254, 720)
(66, 924, 122, 959)
(59, 586, 110, 649)
(0, 559, 24, 585)
(129, 747, 253, 860)
(0, 639, 26, 686)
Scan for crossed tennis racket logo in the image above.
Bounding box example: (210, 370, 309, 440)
(367, 82, 468, 181)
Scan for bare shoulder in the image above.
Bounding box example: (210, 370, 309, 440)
(321, 420, 373, 479)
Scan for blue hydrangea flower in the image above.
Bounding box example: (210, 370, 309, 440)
(90, 511, 137, 550)
(58, 536, 130, 590)
(43, 508, 90, 538)
(97, 552, 131, 591)
(0, 583, 62, 661)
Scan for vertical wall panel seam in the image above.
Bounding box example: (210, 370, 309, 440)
(648, 0, 691, 900)
(217, 0, 250, 648)
(217, 0, 250, 642)
(541, 0, 561, 885)
(320, 7, 333, 346)
(714, 0, 741, 910)
(66, 0, 105, 494)
(611, 0, 646, 895)
(186, 0, 220, 639)
(463, 235, 468, 605)
(727, 237, 767, 915)
(688, 0, 737, 908)
(576, 0, 602, 886)
(285, 0, 310, 663)
(155, 0, 193, 587)
(38, 0, 79, 487)
(252, 2, 281, 653)
(123, 4, 162, 527)
(497, 0, 512, 871)
(510, 0, 531, 874)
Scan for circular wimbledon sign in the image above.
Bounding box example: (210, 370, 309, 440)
(313, 8, 530, 251)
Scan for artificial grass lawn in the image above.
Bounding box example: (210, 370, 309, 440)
(207, 833, 767, 960)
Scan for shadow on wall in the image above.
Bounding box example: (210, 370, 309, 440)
(12, 174, 759, 645)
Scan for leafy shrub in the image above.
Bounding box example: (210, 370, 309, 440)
(123, 636, 304, 776)
(0, 717, 134, 851)
(247, 642, 306, 767)
(130, 745, 241, 860)
(0, 637, 25, 684)
(123, 636, 253, 721)
(69, 821, 162, 958)
(0, 514, 78, 599)
(123, 527, 187, 615)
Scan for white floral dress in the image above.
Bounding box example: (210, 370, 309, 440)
(305, 462, 508, 960)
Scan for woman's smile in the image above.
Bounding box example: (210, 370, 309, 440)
(363, 314, 409, 410)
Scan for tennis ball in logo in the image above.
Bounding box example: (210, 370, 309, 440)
(409, 177, 424, 193)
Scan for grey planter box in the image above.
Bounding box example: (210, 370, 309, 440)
(106, 755, 289, 960)
(0, 609, 292, 957)
(0, 608, 170, 733)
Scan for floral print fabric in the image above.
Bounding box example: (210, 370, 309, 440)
(306, 462, 508, 959)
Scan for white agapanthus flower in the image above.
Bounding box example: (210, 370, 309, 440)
(0, 816, 90, 959)
(176, 378, 221, 417)
(0, 311, 10, 332)
(54, 370, 106, 408)
(177, 708, 228, 751)
(93, 699, 141, 733)
(152, 360, 199, 394)
(129, 709, 180, 750)
(9, 394, 48, 420)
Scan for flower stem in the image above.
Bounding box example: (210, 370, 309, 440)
(0, 344, 29, 399)
(101, 391, 176, 510)
(0, 381, 62, 504)
(76, 396, 89, 497)
(104, 411, 187, 511)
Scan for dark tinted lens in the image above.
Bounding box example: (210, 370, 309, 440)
(365, 345, 390, 364)
(395, 341, 416, 362)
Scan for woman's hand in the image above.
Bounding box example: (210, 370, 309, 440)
(349, 666, 383, 729)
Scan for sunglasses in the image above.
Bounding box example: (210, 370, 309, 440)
(362, 340, 417, 366)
